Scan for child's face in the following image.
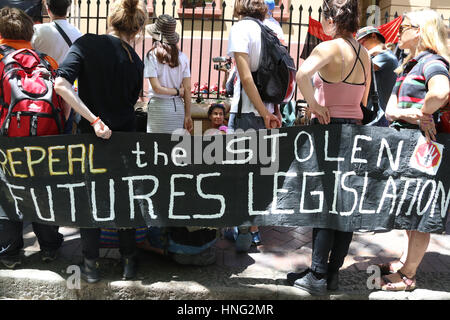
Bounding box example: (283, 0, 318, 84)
(209, 108, 224, 127)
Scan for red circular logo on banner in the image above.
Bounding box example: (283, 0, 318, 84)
(415, 142, 441, 168)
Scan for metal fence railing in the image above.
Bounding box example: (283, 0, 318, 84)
(57, 1, 449, 103)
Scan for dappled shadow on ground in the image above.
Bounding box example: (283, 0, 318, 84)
(4, 224, 449, 299)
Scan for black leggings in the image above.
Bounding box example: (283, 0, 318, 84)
(311, 228, 353, 274)
(78, 121, 137, 260)
(0, 220, 63, 256)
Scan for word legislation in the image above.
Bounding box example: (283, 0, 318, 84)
(0, 125, 448, 233)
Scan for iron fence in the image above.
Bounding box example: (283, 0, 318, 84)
(58, 0, 448, 103)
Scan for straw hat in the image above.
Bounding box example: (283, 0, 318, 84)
(146, 14, 179, 45)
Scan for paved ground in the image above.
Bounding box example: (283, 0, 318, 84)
(0, 221, 449, 300)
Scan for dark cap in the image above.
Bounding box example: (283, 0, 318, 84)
(356, 26, 386, 43)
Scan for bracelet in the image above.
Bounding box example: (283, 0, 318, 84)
(90, 117, 100, 126)
(175, 88, 180, 96)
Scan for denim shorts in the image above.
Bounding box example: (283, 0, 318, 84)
(228, 112, 266, 132)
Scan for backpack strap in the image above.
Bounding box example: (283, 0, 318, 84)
(0, 45, 16, 117)
(237, 86, 243, 119)
(0, 45, 16, 60)
(53, 21, 73, 47)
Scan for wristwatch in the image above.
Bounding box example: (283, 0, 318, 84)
(175, 88, 180, 96)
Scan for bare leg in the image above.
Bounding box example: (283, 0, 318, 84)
(381, 231, 430, 290)
(389, 230, 411, 271)
(400, 231, 430, 277)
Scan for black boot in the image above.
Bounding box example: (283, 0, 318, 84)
(121, 256, 137, 280)
(80, 258, 100, 283)
(0, 254, 21, 269)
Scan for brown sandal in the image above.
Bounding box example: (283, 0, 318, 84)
(381, 270, 416, 292)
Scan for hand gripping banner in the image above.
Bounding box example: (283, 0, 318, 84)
(0, 125, 448, 233)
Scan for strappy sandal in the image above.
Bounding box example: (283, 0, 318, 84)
(381, 270, 416, 292)
(377, 260, 403, 276)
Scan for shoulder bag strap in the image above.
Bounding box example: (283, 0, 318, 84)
(237, 85, 243, 119)
(53, 21, 73, 47)
(370, 61, 379, 104)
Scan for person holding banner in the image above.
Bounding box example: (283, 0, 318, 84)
(0, 7, 64, 269)
(54, 0, 147, 282)
(380, 9, 450, 291)
(224, 0, 282, 252)
(288, 0, 371, 295)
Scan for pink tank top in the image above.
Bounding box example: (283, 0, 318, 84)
(311, 39, 366, 120)
(312, 73, 365, 120)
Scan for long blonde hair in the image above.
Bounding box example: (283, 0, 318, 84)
(396, 9, 450, 74)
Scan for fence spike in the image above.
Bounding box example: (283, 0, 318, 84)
(222, 1, 226, 8)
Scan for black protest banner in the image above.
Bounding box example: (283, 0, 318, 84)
(0, 125, 449, 233)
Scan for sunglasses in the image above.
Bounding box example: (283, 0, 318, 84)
(398, 24, 419, 34)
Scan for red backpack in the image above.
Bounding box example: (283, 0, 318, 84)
(0, 45, 65, 137)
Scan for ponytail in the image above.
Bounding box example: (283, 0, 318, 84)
(108, 0, 147, 42)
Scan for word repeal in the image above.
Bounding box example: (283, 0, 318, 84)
(0, 144, 106, 178)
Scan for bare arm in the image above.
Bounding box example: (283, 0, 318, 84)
(182, 77, 193, 132)
(296, 42, 334, 124)
(54, 77, 111, 139)
(421, 75, 450, 114)
(418, 75, 449, 142)
(385, 92, 422, 124)
(149, 77, 183, 97)
(234, 52, 281, 129)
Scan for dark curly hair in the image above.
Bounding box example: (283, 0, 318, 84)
(208, 104, 226, 117)
(233, 0, 268, 21)
(322, 0, 360, 35)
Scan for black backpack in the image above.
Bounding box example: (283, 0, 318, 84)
(239, 17, 296, 110)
